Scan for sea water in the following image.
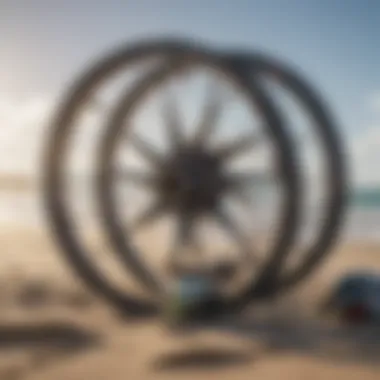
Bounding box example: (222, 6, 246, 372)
(0, 187, 379, 244)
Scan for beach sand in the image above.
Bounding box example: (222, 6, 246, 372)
(1, 226, 380, 380)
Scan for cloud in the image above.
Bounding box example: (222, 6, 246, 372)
(0, 94, 105, 177)
(0, 95, 53, 175)
(343, 92, 380, 186)
(349, 123, 380, 186)
(369, 93, 380, 113)
(1, 92, 380, 189)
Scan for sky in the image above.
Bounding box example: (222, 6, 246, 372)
(1, 0, 380, 187)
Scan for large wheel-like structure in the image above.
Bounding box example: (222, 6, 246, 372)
(42, 38, 346, 318)
(225, 52, 347, 298)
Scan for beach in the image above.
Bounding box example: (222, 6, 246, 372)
(1, 189, 380, 380)
(2, 0, 380, 378)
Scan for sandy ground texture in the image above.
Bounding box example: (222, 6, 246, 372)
(1, 226, 380, 380)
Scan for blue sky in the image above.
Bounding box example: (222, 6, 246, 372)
(1, 0, 380, 185)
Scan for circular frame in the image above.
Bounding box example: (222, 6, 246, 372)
(95, 52, 301, 301)
(43, 38, 301, 314)
(223, 52, 347, 303)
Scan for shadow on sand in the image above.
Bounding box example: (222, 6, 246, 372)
(0, 322, 100, 351)
(153, 347, 252, 372)
(0, 322, 101, 380)
(152, 313, 380, 372)
(220, 315, 380, 366)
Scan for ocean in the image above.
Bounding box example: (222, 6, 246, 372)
(0, 187, 379, 244)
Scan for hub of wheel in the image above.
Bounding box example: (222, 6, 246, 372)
(159, 145, 227, 214)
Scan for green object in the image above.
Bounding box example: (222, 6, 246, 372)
(163, 275, 213, 325)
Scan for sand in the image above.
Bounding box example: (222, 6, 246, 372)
(1, 226, 380, 380)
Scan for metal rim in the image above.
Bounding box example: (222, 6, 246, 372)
(96, 52, 301, 303)
(43, 38, 301, 314)
(225, 52, 347, 297)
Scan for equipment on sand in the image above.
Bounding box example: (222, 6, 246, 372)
(322, 272, 380, 324)
(42, 37, 347, 327)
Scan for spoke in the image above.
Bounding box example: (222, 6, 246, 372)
(192, 84, 224, 146)
(167, 210, 203, 270)
(170, 210, 193, 253)
(177, 211, 194, 248)
(162, 92, 184, 149)
(129, 197, 167, 232)
(227, 184, 256, 211)
(215, 132, 262, 161)
(86, 96, 108, 114)
(128, 132, 164, 168)
(226, 170, 271, 190)
(213, 206, 257, 263)
(114, 167, 159, 190)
